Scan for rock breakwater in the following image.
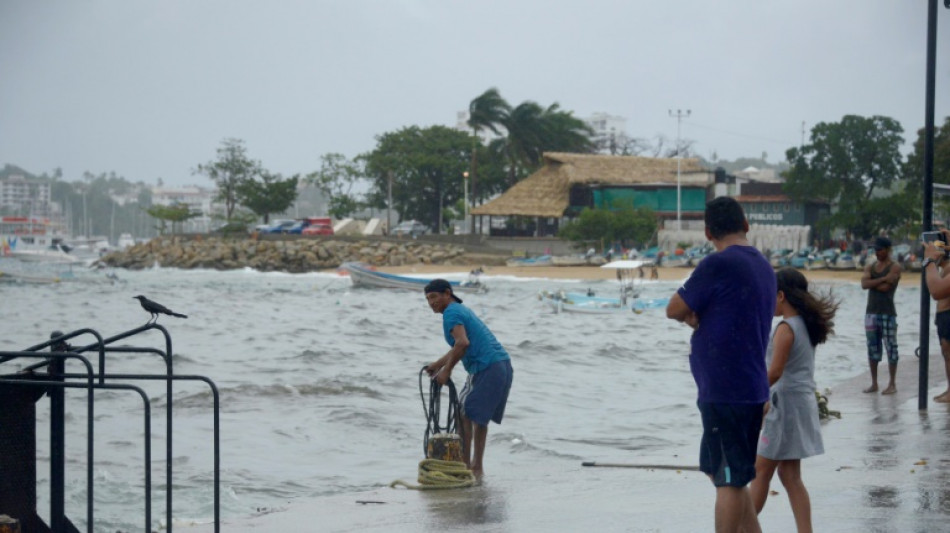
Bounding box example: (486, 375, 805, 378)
(97, 236, 484, 273)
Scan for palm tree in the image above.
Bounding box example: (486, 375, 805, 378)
(468, 88, 596, 187)
(467, 88, 510, 226)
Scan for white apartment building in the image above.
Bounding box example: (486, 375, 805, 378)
(151, 185, 217, 233)
(583, 112, 628, 153)
(0, 175, 52, 216)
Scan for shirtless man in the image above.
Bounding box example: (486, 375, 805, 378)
(860, 236, 902, 395)
(922, 229, 950, 402)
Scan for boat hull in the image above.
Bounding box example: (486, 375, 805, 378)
(341, 262, 486, 293)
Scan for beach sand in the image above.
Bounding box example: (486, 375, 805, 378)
(376, 263, 866, 284)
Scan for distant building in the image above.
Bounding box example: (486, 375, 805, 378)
(471, 152, 711, 236)
(0, 175, 52, 217)
(151, 185, 217, 233)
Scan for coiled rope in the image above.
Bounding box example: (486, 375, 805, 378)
(390, 368, 474, 490)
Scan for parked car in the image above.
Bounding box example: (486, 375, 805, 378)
(301, 223, 334, 236)
(261, 219, 296, 233)
(392, 220, 429, 238)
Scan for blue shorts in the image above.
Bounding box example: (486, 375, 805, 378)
(459, 359, 513, 426)
(697, 401, 764, 488)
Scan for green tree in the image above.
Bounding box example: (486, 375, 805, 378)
(558, 206, 657, 249)
(904, 116, 950, 222)
(196, 138, 260, 221)
(236, 171, 299, 224)
(146, 203, 199, 235)
(783, 115, 907, 239)
(307, 153, 365, 219)
(362, 125, 472, 233)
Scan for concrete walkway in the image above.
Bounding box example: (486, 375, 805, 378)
(185, 355, 950, 532)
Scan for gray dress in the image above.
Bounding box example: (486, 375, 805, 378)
(757, 315, 825, 460)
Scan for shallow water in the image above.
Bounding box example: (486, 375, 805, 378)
(0, 261, 933, 531)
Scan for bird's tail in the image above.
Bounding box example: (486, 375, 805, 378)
(171, 312, 188, 318)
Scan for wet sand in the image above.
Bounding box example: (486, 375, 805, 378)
(377, 263, 866, 284)
(186, 355, 950, 532)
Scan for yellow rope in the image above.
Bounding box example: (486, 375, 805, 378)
(390, 459, 476, 490)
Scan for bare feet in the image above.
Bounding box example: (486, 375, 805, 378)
(881, 384, 897, 395)
(863, 384, 878, 393)
(934, 391, 950, 403)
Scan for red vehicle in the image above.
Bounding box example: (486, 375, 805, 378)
(301, 217, 334, 236)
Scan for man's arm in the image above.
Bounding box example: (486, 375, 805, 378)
(923, 242, 950, 300)
(666, 292, 698, 328)
(860, 263, 878, 290)
(426, 324, 469, 385)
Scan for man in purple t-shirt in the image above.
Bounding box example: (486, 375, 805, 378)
(666, 196, 776, 533)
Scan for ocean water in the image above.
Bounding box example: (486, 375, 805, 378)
(0, 261, 933, 531)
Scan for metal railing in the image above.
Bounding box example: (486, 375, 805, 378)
(0, 324, 220, 533)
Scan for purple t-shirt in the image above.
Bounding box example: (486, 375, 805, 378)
(677, 245, 776, 404)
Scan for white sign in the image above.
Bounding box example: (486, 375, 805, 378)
(748, 213, 784, 222)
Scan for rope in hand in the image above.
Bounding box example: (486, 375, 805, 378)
(390, 368, 475, 490)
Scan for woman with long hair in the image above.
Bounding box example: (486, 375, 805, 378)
(750, 268, 839, 532)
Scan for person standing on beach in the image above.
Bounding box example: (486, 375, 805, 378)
(921, 229, 950, 402)
(861, 236, 901, 395)
(666, 196, 776, 533)
(750, 268, 838, 533)
(424, 279, 513, 478)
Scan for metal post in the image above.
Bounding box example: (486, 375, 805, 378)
(387, 170, 393, 235)
(669, 109, 691, 231)
(463, 172, 469, 234)
(919, 0, 939, 411)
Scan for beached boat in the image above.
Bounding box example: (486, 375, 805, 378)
(340, 262, 487, 293)
(551, 255, 589, 267)
(506, 255, 553, 267)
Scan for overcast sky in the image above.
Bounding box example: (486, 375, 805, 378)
(2, 1, 948, 187)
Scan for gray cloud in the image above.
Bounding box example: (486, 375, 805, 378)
(1, 0, 947, 185)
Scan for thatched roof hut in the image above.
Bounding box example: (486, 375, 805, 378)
(471, 152, 708, 218)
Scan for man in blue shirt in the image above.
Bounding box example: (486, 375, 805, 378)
(425, 279, 513, 479)
(666, 197, 776, 533)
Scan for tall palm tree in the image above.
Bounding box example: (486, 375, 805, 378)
(468, 88, 596, 188)
(467, 88, 510, 228)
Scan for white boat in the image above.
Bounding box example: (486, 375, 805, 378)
(341, 262, 487, 293)
(1, 216, 85, 264)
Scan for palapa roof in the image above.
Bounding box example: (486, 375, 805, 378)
(471, 152, 708, 218)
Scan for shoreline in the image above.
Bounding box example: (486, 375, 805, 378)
(373, 264, 867, 283)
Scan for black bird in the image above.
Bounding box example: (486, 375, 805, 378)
(133, 295, 188, 323)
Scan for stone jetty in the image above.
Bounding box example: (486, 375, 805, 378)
(96, 235, 483, 273)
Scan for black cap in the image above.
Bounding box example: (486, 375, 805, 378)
(424, 278, 462, 303)
(873, 236, 892, 250)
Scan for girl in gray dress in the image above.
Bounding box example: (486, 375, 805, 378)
(750, 268, 839, 533)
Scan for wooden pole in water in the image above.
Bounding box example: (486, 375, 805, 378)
(581, 461, 700, 472)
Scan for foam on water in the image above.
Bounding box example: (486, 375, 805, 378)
(0, 265, 931, 530)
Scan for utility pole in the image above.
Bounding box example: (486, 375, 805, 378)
(387, 170, 393, 234)
(668, 109, 691, 231)
(918, 0, 943, 410)
(463, 171, 470, 234)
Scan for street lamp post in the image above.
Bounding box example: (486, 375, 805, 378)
(669, 109, 691, 231)
(463, 171, 469, 234)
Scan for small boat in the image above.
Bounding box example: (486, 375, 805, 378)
(551, 255, 589, 267)
(505, 255, 553, 267)
(539, 260, 668, 314)
(340, 262, 487, 293)
(827, 252, 856, 270)
(0, 270, 63, 284)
